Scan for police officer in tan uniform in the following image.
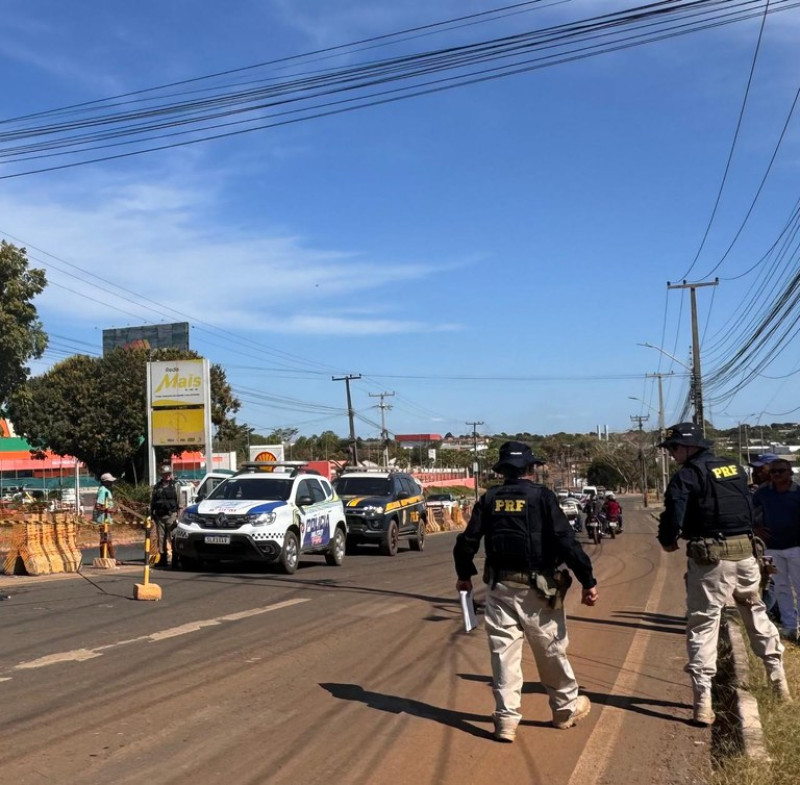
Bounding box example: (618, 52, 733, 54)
(657, 423, 790, 726)
(454, 441, 598, 742)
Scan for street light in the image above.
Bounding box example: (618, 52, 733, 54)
(637, 342, 692, 372)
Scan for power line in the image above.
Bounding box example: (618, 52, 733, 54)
(3, 0, 797, 178)
(675, 0, 773, 280)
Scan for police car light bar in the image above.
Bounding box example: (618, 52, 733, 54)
(339, 466, 401, 474)
(237, 461, 308, 473)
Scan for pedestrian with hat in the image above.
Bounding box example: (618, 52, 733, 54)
(150, 465, 179, 568)
(453, 440, 598, 742)
(657, 423, 790, 726)
(749, 452, 781, 489)
(93, 472, 118, 563)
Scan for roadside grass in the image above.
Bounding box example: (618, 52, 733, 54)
(708, 635, 800, 785)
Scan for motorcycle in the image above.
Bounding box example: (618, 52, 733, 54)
(585, 514, 602, 545)
(601, 512, 618, 539)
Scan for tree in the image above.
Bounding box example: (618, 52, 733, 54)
(0, 242, 47, 407)
(7, 347, 239, 481)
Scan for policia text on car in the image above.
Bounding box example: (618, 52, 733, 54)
(453, 441, 598, 743)
(657, 423, 791, 726)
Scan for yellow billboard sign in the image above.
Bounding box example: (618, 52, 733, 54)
(152, 408, 205, 446)
(150, 359, 206, 408)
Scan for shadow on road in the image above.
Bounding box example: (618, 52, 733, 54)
(458, 673, 692, 724)
(570, 611, 685, 636)
(320, 682, 503, 738)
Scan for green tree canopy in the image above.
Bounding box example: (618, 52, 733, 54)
(7, 347, 239, 481)
(0, 242, 47, 407)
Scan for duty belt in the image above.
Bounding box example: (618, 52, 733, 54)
(495, 570, 533, 586)
(687, 533, 754, 565)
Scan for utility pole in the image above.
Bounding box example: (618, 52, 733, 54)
(466, 421, 484, 502)
(369, 391, 395, 467)
(646, 371, 674, 498)
(666, 279, 718, 436)
(332, 374, 361, 465)
(631, 414, 649, 506)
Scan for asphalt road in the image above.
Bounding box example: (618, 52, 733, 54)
(0, 500, 708, 785)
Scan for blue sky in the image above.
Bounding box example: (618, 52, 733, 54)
(1, 1, 799, 442)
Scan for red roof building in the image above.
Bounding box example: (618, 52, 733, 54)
(394, 434, 443, 448)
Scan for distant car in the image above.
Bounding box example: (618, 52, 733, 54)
(174, 462, 348, 573)
(426, 492, 459, 512)
(333, 469, 427, 555)
(559, 497, 583, 522)
(556, 489, 569, 500)
(194, 469, 236, 502)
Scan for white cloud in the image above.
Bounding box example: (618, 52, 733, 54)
(0, 166, 462, 335)
(269, 314, 463, 335)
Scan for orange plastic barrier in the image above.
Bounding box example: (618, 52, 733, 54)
(1, 510, 83, 575)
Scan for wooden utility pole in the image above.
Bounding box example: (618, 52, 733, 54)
(369, 391, 395, 467)
(666, 279, 718, 436)
(631, 414, 649, 506)
(646, 371, 674, 498)
(332, 374, 361, 464)
(466, 421, 484, 502)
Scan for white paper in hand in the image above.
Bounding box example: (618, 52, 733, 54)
(460, 589, 478, 633)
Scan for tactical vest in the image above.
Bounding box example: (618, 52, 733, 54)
(683, 455, 753, 539)
(483, 482, 552, 574)
(151, 481, 178, 515)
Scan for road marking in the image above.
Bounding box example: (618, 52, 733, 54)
(567, 551, 669, 785)
(12, 598, 309, 672)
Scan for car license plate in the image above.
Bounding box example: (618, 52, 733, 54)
(205, 535, 230, 545)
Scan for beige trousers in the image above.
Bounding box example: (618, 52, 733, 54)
(485, 581, 580, 725)
(686, 555, 784, 692)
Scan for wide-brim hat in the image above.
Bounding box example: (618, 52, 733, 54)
(492, 441, 544, 472)
(658, 423, 713, 450)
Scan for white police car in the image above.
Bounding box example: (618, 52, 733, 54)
(173, 462, 347, 574)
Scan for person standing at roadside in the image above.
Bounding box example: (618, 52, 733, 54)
(657, 424, 790, 727)
(150, 465, 179, 567)
(748, 453, 783, 623)
(753, 458, 800, 642)
(453, 441, 598, 743)
(93, 472, 118, 563)
(749, 453, 780, 489)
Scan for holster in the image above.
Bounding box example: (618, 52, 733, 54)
(532, 570, 573, 609)
(751, 536, 777, 590)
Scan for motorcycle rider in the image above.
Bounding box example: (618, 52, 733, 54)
(602, 491, 623, 533)
(583, 490, 603, 537)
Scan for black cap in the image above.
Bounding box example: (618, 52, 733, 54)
(492, 441, 544, 473)
(658, 422, 713, 449)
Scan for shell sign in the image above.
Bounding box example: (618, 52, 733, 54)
(0, 419, 13, 438)
(249, 444, 285, 472)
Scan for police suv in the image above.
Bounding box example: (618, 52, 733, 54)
(174, 462, 347, 574)
(332, 468, 427, 556)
